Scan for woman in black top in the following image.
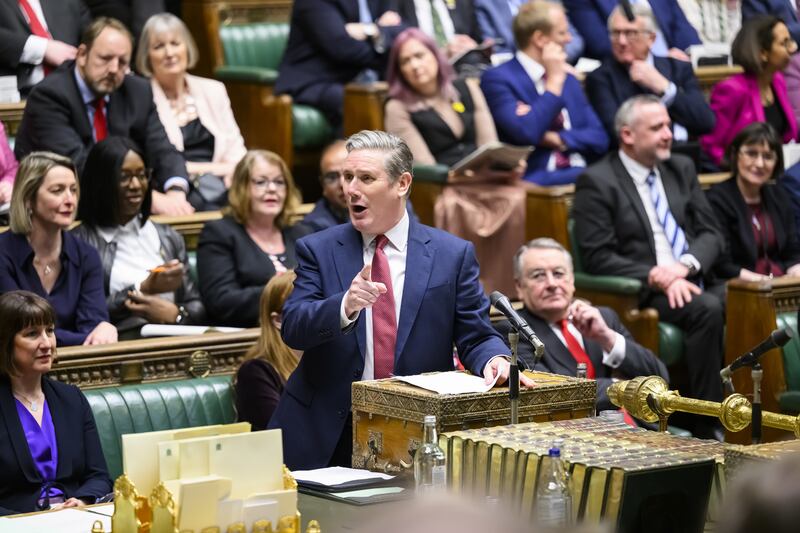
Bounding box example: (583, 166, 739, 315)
(707, 122, 800, 280)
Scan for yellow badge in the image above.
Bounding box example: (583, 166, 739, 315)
(452, 101, 465, 113)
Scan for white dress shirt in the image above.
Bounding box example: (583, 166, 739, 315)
(548, 319, 626, 369)
(514, 51, 587, 171)
(18, 0, 49, 90)
(340, 211, 409, 381)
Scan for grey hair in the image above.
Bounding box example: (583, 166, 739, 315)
(135, 13, 199, 77)
(614, 94, 663, 139)
(513, 238, 573, 279)
(345, 130, 413, 184)
(607, 3, 658, 34)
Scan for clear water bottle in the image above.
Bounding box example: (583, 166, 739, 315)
(414, 415, 447, 494)
(576, 362, 587, 379)
(535, 439, 572, 527)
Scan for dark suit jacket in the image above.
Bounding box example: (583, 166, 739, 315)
(274, 0, 402, 117)
(563, 0, 701, 59)
(481, 57, 608, 185)
(235, 358, 285, 432)
(0, 0, 89, 80)
(707, 177, 800, 279)
(14, 63, 188, 191)
(742, 0, 800, 42)
(302, 198, 348, 233)
(395, 0, 482, 43)
(82, 0, 164, 40)
(0, 377, 111, 516)
(269, 218, 508, 469)
(573, 152, 724, 288)
(494, 307, 668, 410)
(586, 56, 715, 142)
(196, 216, 310, 327)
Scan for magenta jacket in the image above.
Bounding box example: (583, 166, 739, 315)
(701, 72, 799, 166)
(0, 122, 16, 187)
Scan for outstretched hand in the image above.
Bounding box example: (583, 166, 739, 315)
(343, 264, 387, 318)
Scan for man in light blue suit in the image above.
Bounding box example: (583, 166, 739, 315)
(481, 0, 608, 186)
(563, 0, 701, 59)
(269, 130, 528, 470)
(474, 0, 584, 62)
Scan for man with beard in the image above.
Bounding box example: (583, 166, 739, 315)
(15, 17, 192, 216)
(573, 95, 726, 439)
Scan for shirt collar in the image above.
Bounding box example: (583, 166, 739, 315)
(362, 209, 410, 252)
(515, 50, 545, 84)
(618, 149, 656, 186)
(6, 231, 79, 267)
(97, 217, 141, 243)
(73, 66, 108, 106)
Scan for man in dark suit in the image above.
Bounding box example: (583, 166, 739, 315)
(82, 0, 165, 42)
(14, 17, 193, 217)
(269, 130, 530, 469)
(395, 0, 482, 59)
(481, 0, 608, 186)
(563, 0, 700, 60)
(586, 3, 714, 145)
(573, 95, 725, 437)
(274, 0, 404, 130)
(743, 0, 800, 41)
(0, 0, 90, 95)
(303, 140, 350, 232)
(495, 238, 668, 411)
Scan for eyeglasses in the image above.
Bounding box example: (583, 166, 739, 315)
(739, 149, 777, 164)
(608, 29, 651, 42)
(778, 38, 798, 52)
(251, 177, 287, 190)
(321, 171, 342, 184)
(120, 168, 152, 186)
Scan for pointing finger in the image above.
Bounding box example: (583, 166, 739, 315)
(359, 264, 372, 281)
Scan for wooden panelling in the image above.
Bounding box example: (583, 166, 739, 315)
(343, 82, 388, 136)
(695, 65, 742, 96)
(0, 101, 25, 136)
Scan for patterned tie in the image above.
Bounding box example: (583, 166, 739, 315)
(93, 98, 108, 142)
(429, 0, 448, 47)
(558, 319, 595, 379)
(646, 171, 687, 260)
(371, 235, 397, 379)
(18, 0, 53, 74)
(549, 111, 571, 170)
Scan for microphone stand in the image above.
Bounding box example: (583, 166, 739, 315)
(508, 331, 519, 425)
(751, 363, 763, 444)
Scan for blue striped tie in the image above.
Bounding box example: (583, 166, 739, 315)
(646, 171, 687, 260)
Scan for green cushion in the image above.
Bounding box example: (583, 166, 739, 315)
(779, 391, 800, 413)
(219, 23, 289, 70)
(213, 65, 279, 84)
(291, 104, 334, 149)
(573, 272, 642, 295)
(657, 322, 685, 367)
(777, 313, 800, 392)
(412, 164, 449, 184)
(84, 376, 235, 480)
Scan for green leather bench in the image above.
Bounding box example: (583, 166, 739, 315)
(84, 376, 236, 480)
(777, 312, 800, 413)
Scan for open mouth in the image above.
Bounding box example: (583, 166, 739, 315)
(351, 205, 367, 215)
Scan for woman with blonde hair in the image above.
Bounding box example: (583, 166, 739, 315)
(197, 150, 309, 326)
(234, 271, 299, 431)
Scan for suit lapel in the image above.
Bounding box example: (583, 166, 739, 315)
(333, 225, 368, 359)
(727, 179, 758, 263)
(0, 380, 41, 483)
(508, 58, 541, 104)
(523, 311, 576, 376)
(65, 68, 95, 142)
(42, 379, 69, 479)
(395, 220, 433, 365)
(610, 154, 657, 257)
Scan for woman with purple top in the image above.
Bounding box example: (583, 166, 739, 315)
(0, 291, 111, 516)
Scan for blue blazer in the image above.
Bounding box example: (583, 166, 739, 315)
(742, 0, 800, 42)
(563, 0, 701, 59)
(269, 218, 508, 469)
(480, 57, 609, 185)
(0, 377, 111, 516)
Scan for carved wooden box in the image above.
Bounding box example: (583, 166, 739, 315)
(351, 370, 596, 473)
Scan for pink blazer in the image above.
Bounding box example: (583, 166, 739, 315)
(0, 122, 17, 186)
(701, 72, 799, 166)
(151, 74, 247, 166)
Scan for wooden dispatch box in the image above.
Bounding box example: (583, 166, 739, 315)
(351, 370, 596, 473)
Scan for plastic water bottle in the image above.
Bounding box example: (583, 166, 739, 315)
(535, 439, 572, 527)
(576, 362, 588, 379)
(414, 415, 447, 494)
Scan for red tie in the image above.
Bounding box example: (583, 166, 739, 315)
(93, 98, 108, 142)
(558, 319, 595, 378)
(18, 0, 53, 74)
(371, 235, 397, 379)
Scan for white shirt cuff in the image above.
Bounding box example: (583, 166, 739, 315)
(340, 292, 359, 329)
(601, 332, 626, 368)
(163, 176, 189, 193)
(661, 82, 677, 107)
(20, 35, 48, 65)
(679, 253, 701, 273)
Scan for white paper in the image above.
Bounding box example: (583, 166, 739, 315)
(84, 503, 115, 517)
(0, 508, 111, 533)
(337, 486, 406, 499)
(784, 143, 800, 169)
(394, 371, 500, 395)
(291, 466, 394, 486)
(0, 202, 9, 215)
(140, 324, 243, 337)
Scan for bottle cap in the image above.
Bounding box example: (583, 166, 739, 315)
(424, 415, 436, 424)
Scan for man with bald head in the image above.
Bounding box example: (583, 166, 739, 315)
(303, 140, 350, 232)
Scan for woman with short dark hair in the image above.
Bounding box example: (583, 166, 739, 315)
(72, 137, 206, 338)
(0, 290, 111, 515)
(707, 122, 800, 280)
(701, 16, 799, 167)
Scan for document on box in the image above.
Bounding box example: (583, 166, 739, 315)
(395, 371, 501, 395)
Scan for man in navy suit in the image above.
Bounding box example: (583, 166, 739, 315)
(586, 3, 714, 145)
(563, 0, 700, 60)
(495, 238, 668, 411)
(269, 130, 529, 470)
(302, 140, 350, 233)
(481, 0, 608, 186)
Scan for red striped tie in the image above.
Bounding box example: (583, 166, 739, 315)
(371, 235, 396, 379)
(18, 0, 53, 75)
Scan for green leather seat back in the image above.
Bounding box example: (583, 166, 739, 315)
(84, 376, 235, 480)
(219, 23, 289, 72)
(777, 312, 800, 412)
(567, 219, 586, 273)
(291, 104, 334, 149)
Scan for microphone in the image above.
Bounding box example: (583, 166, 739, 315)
(720, 327, 794, 381)
(490, 291, 545, 360)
